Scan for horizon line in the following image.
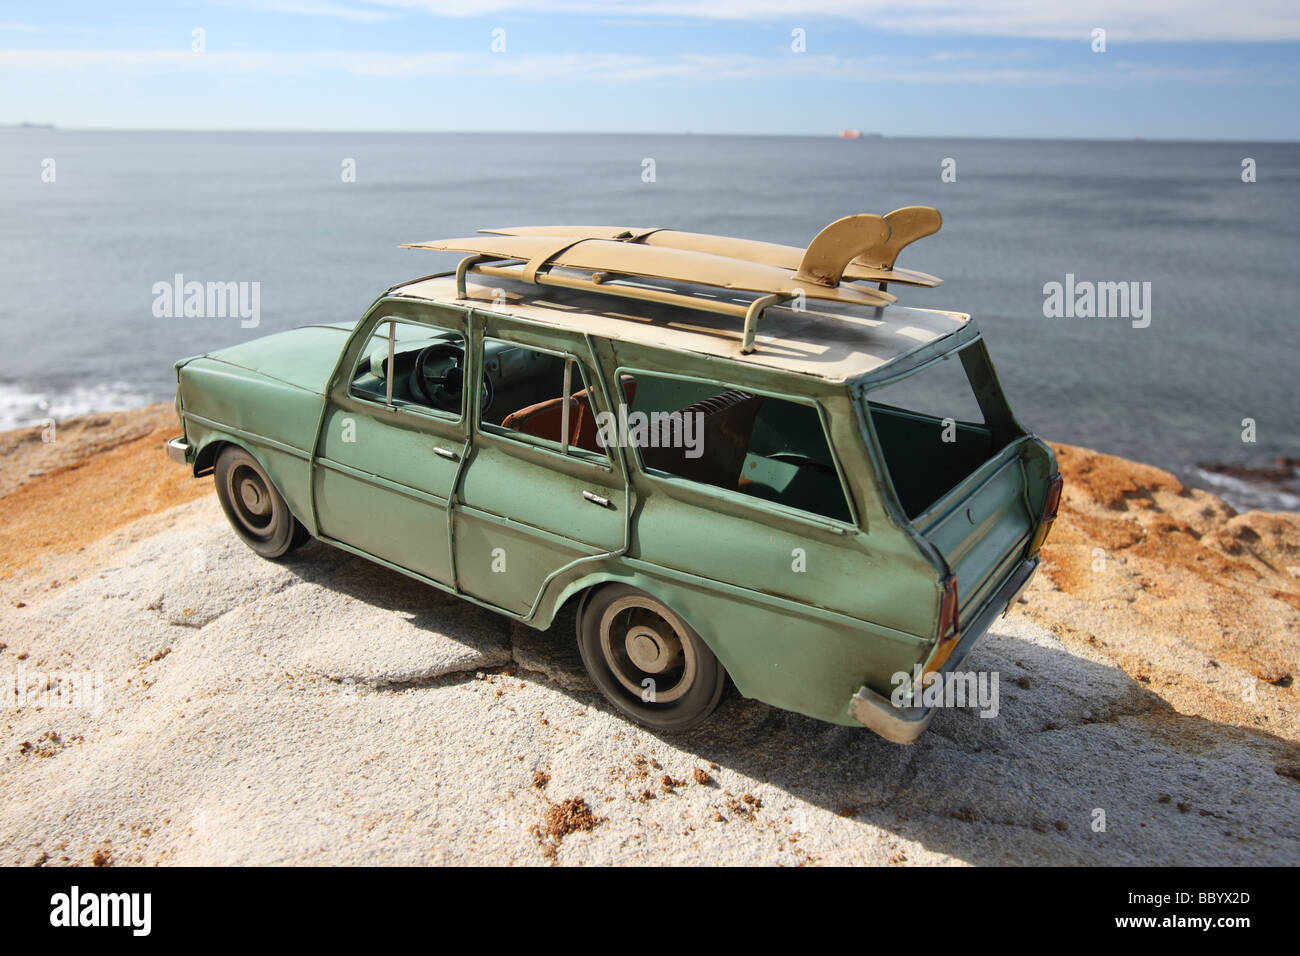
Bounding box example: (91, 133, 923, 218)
(3, 126, 1297, 144)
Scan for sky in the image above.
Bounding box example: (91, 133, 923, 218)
(1, 1, 1298, 139)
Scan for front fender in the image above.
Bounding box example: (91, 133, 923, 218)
(183, 420, 316, 535)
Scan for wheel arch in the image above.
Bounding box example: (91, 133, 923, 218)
(193, 433, 314, 533)
(192, 437, 229, 477)
(536, 568, 741, 685)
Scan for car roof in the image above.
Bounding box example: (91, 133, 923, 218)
(387, 272, 971, 384)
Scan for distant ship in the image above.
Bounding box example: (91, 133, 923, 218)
(837, 129, 882, 139)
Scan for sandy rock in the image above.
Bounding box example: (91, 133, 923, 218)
(0, 410, 1297, 865)
(510, 613, 590, 691)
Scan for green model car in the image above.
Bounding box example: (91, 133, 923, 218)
(167, 208, 1061, 741)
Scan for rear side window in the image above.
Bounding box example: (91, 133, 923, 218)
(478, 337, 608, 463)
(614, 371, 852, 523)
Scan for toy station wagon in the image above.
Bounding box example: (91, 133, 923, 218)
(167, 208, 1061, 742)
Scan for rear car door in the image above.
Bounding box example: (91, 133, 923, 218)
(452, 316, 626, 616)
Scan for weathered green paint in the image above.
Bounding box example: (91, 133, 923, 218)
(172, 275, 1055, 727)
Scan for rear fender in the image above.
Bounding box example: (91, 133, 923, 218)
(535, 564, 928, 726)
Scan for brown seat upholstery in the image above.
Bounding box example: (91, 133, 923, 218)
(500, 375, 637, 452)
(574, 374, 636, 451)
(641, 389, 763, 489)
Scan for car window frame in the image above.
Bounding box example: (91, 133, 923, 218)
(613, 364, 860, 532)
(472, 324, 616, 473)
(343, 311, 469, 427)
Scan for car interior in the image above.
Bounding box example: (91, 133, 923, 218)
(861, 348, 1019, 519)
(867, 403, 997, 518)
(629, 374, 852, 523)
(350, 324, 851, 522)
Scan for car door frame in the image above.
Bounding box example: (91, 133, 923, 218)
(451, 306, 635, 620)
(308, 297, 473, 589)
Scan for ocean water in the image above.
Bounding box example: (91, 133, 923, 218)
(1, 131, 1297, 507)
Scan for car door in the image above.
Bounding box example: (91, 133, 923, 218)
(312, 305, 469, 585)
(451, 316, 626, 616)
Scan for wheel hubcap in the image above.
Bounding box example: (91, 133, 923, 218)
(239, 478, 269, 515)
(625, 623, 682, 674)
(227, 464, 274, 535)
(599, 597, 697, 704)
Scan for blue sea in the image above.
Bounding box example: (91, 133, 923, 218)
(1, 131, 1297, 508)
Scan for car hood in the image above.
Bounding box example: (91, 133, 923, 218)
(186, 323, 357, 393)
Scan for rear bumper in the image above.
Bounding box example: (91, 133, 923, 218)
(165, 435, 192, 465)
(849, 556, 1039, 743)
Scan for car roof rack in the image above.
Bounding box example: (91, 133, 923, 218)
(401, 207, 941, 354)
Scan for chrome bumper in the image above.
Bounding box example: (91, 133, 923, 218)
(166, 435, 192, 465)
(849, 556, 1040, 744)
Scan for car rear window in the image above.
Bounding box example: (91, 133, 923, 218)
(862, 344, 1022, 519)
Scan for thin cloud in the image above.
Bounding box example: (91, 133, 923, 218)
(224, 0, 396, 20)
(0, 48, 1287, 86)
(349, 0, 1300, 42)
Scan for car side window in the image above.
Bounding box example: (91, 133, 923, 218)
(621, 371, 852, 523)
(349, 319, 468, 419)
(478, 337, 610, 463)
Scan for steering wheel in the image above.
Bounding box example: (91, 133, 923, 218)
(409, 343, 494, 414)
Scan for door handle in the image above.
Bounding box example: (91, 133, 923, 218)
(433, 446, 459, 461)
(582, 490, 612, 508)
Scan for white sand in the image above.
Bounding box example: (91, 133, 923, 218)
(2, 497, 1297, 866)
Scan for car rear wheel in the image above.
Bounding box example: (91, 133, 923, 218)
(577, 584, 726, 732)
(213, 446, 308, 559)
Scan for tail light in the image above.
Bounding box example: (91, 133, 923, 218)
(1027, 472, 1064, 555)
(923, 575, 960, 682)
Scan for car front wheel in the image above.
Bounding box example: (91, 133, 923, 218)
(213, 445, 308, 559)
(577, 584, 726, 731)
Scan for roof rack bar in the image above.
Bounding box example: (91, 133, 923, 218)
(455, 254, 493, 298)
(741, 293, 790, 354)
(465, 261, 798, 354)
(471, 261, 753, 322)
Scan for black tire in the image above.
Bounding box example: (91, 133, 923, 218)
(213, 445, 309, 559)
(577, 584, 726, 732)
